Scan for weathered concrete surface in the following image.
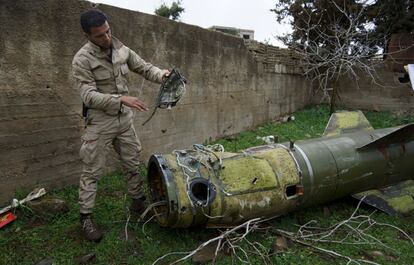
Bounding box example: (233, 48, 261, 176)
(0, 0, 310, 204)
(314, 64, 414, 112)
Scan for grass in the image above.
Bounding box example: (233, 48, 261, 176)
(1, 105, 414, 265)
(213, 105, 414, 152)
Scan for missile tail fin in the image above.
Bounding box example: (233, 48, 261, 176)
(357, 123, 414, 151)
(323, 110, 373, 137)
(352, 180, 414, 216)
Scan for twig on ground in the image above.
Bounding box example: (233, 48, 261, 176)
(152, 195, 413, 264)
(124, 208, 131, 242)
(142, 213, 163, 239)
(152, 218, 262, 265)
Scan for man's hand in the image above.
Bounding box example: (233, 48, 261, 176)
(162, 69, 170, 79)
(120, 96, 149, 111)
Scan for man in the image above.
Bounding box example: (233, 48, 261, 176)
(72, 9, 169, 242)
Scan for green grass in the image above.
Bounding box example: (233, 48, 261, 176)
(214, 105, 414, 152)
(1, 105, 413, 265)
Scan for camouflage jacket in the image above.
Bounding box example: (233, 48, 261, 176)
(72, 37, 164, 119)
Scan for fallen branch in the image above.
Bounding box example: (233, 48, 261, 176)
(152, 217, 262, 265)
(152, 196, 413, 264)
(275, 229, 381, 265)
(0, 188, 46, 215)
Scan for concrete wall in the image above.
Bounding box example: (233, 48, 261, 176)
(0, 0, 310, 204)
(244, 40, 304, 75)
(317, 64, 414, 112)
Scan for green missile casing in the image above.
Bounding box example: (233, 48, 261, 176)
(147, 111, 414, 228)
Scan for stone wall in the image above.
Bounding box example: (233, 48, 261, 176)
(0, 0, 310, 204)
(314, 64, 414, 112)
(244, 40, 304, 74)
(244, 39, 414, 113)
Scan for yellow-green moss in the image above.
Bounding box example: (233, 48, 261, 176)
(165, 154, 194, 227)
(324, 111, 373, 137)
(220, 156, 277, 193)
(387, 195, 414, 214)
(254, 148, 299, 187)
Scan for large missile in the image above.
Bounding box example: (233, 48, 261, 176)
(147, 111, 414, 228)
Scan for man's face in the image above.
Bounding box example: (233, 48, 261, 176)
(86, 21, 112, 49)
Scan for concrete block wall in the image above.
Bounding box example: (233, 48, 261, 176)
(313, 64, 414, 112)
(243, 40, 414, 113)
(0, 0, 310, 204)
(244, 40, 304, 74)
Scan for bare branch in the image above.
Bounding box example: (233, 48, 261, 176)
(152, 196, 413, 264)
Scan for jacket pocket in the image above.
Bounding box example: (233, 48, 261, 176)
(117, 64, 130, 94)
(120, 63, 130, 75)
(93, 67, 111, 80)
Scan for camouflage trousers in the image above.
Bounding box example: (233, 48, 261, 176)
(78, 124, 144, 214)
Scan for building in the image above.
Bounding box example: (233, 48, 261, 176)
(209, 25, 254, 40)
(385, 33, 414, 73)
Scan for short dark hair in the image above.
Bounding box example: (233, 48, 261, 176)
(80, 9, 108, 33)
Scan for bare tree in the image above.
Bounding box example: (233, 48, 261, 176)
(278, 1, 385, 113)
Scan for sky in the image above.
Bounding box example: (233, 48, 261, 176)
(91, 0, 290, 46)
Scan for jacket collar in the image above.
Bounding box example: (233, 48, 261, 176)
(85, 36, 124, 58)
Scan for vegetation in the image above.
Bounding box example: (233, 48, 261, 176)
(1, 105, 414, 264)
(271, 0, 414, 53)
(271, 1, 414, 113)
(369, 0, 414, 53)
(154, 1, 185, 21)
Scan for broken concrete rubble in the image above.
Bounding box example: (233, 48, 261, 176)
(27, 197, 69, 217)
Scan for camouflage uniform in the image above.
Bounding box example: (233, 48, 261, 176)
(72, 37, 164, 214)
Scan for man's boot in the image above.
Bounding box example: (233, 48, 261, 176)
(80, 214, 103, 242)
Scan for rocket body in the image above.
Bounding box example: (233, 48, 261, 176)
(148, 112, 414, 228)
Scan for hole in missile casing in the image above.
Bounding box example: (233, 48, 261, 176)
(189, 178, 217, 206)
(286, 185, 297, 198)
(191, 183, 208, 201)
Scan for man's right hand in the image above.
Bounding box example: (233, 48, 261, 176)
(120, 96, 149, 111)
